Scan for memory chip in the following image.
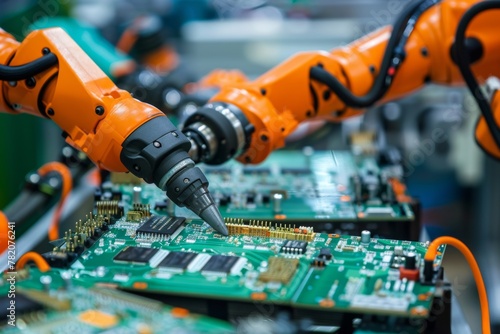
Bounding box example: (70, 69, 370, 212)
(281, 240, 308, 254)
(114, 246, 159, 264)
(201, 255, 240, 274)
(136, 216, 185, 240)
(158, 252, 197, 271)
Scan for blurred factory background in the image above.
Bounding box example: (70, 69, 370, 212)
(1, 0, 498, 332)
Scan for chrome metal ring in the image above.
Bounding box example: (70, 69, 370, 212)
(158, 158, 194, 190)
(218, 107, 245, 156)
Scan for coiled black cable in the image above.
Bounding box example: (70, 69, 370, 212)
(454, 0, 500, 150)
(0, 52, 58, 81)
(310, 0, 440, 109)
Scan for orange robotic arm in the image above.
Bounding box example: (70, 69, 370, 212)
(182, 0, 500, 164)
(0, 28, 227, 235)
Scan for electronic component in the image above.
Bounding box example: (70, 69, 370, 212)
(42, 214, 110, 268)
(364, 207, 395, 218)
(243, 167, 270, 175)
(133, 203, 151, 217)
(136, 216, 185, 240)
(311, 257, 326, 268)
(394, 245, 404, 256)
(79, 309, 118, 329)
(158, 252, 198, 272)
(259, 257, 299, 284)
(405, 252, 417, 269)
(318, 248, 332, 260)
(225, 218, 315, 241)
(42, 251, 78, 269)
(126, 203, 151, 222)
(201, 255, 243, 275)
(271, 226, 315, 241)
(133, 186, 142, 203)
(272, 193, 283, 214)
(350, 295, 409, 313)
(390, 253, 406, 269)
(96, 200, 123, 218)
(281, 240, 308, 254)
(225, 218, 270, 237)
(361, 230, 371, 244)
(281, 168, 311, 175)
(127, 211, 145, 222)
(400, 251, 420, 281)
(113, 246, 159, 264)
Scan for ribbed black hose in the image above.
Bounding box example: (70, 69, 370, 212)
(310, 0, 439, 109)
(454, 0, 500, 149)
(0, 52, 58, 81)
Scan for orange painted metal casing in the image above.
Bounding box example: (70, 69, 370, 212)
(142, 46, 179, 74)
(0, 28, 164, 172)
(209, 0, 500, 163)
(0, 29, 21, 114)
(198, 69, 249, 89)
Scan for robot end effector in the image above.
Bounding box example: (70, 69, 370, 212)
(0, 28, 227, 235)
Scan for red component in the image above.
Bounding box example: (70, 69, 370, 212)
(399, 267, 420, 281)
(387, 67, 396, 76)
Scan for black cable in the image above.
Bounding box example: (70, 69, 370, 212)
(454, 0, 500, 150)
(0, 52, 58, 81)
(310, 0, 439, 109)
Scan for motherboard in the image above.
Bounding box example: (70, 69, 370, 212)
(110, 150, 420, 241)
(1, 270, 233, 333)
(1, 150, 450, 333)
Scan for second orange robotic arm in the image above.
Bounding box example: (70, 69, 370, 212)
(183, 0, 500, 164)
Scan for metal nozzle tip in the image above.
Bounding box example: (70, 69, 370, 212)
(199, 204, 228, 236)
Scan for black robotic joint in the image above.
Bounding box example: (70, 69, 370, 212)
(120, 116, 191, 184)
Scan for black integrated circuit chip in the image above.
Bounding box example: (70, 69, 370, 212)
(113, 246, 159, 264)
(136, 216, 185, 238)
(281, 168, 312, 175)
(201, 255, 240, 274)
(158, 251, 197, 270)
(318, 248, 332, 260)
(281, 240, 308, 254)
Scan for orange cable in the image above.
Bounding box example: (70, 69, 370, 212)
(0, 211, 9, 253)
(116, 26, 138, 53)
(16, 251, 51, 272)
(38, 162, 73, 241)
(425, 236, 490, 334)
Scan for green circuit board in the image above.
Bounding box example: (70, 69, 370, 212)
(205, 150, 413, 220)
(70, 218, 440, 314)
(29, 196, 444, 334)
(0, 270, 234, 333)
(109, 150, 417, 240)
(5, 150, 442, 333)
